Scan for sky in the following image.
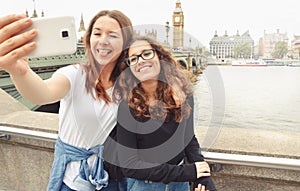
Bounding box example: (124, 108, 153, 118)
(2, 0, 300, 49)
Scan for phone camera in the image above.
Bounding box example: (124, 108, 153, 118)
(61, 30, 69, 38)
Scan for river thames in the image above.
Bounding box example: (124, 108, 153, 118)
(193, 65, 300, 133)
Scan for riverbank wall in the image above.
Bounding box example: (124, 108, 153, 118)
(0, 89, 299, 190)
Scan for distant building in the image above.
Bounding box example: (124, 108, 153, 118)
(172, 0, 184, 48)
(289, 35, 300, 59)
(258, 29, 289, 59)
(134, 29, 157, 40)
(209, 30, 254, 59)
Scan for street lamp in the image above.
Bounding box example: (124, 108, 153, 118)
(165, 21, 170, 45)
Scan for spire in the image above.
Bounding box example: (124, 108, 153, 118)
(78, 13, 86, 42)
(32, 9, 38, 18)
(174, 0, 182, 12)
(224, 30, 228, 37)
(214, 30, 218, 37)
(32, 0, 38, 18)
(78, 13, 86, 32)
(25, 9, 29, 17)
(176, 0, 181, 7)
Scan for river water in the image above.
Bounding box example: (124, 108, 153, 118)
(193, 65, 300, 133)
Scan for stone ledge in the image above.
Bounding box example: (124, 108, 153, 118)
(0, 89, 58, 134)
(0, 89, 28, 115)
(195, 126, 300, 159)
(0, 110, 58, 133)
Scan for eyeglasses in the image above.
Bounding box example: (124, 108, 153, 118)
(125, 49, 156, 66)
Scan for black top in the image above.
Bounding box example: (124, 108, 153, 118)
(103, 96, 216, 190)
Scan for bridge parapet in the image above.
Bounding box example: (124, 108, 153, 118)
(172, 50, 207, 72)
(0, 89, 299, 191)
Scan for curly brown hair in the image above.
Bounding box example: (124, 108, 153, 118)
(115, 35, 194, 122)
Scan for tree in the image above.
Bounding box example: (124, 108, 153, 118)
(271, 41, 288, 59)
(233, 43, 252, 59)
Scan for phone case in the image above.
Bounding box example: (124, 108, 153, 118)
(25, 16, 77, 58)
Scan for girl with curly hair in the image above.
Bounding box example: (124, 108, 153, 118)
(113, 35, 216, 191)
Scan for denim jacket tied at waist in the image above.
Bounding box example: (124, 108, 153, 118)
(47, 137, 109, 191)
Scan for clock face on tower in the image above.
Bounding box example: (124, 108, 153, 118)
(175, 16, 180, 22)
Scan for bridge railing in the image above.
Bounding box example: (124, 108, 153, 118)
(1, 124, 299, 172)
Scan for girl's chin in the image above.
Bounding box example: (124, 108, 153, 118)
(137, 76, 159, 82)
(96, 59, 111, 66)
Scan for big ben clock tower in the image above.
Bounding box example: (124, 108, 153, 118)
(172, 0, 184, 48)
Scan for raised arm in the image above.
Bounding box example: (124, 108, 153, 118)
(11, 70, 70, 105)
(0, 14, 69, 105)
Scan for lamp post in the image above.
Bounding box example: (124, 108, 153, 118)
(165, 21, 170, 45)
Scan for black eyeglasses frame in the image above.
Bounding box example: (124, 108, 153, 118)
(125, 48, 156, 66)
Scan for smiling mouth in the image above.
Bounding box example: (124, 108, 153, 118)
(138, 65, 152, 72)
(97, 49, 112, 56)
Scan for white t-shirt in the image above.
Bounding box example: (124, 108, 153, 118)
(52, 64, 118, 189)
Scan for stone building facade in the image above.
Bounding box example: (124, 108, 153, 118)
(290, 35, 300, 59)
(258, 29, 289, 59)
(209, 30, 254, 59)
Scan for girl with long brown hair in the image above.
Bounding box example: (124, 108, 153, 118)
(0, 10, 133, 191)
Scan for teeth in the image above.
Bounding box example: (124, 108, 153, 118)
(138, 66, 151, 72)
(97, 49, 110, 54)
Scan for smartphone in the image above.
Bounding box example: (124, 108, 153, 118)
(24, 16, 77, 58)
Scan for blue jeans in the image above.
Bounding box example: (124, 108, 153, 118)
(60, 182, 75, 191)
(127, 178, 190, 191)
(102, 179, 127, 191)
(60, 179, 127, 191)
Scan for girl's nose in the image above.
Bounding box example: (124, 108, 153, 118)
(99, 36, 109, 45)
(137, 57, 146, 65)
